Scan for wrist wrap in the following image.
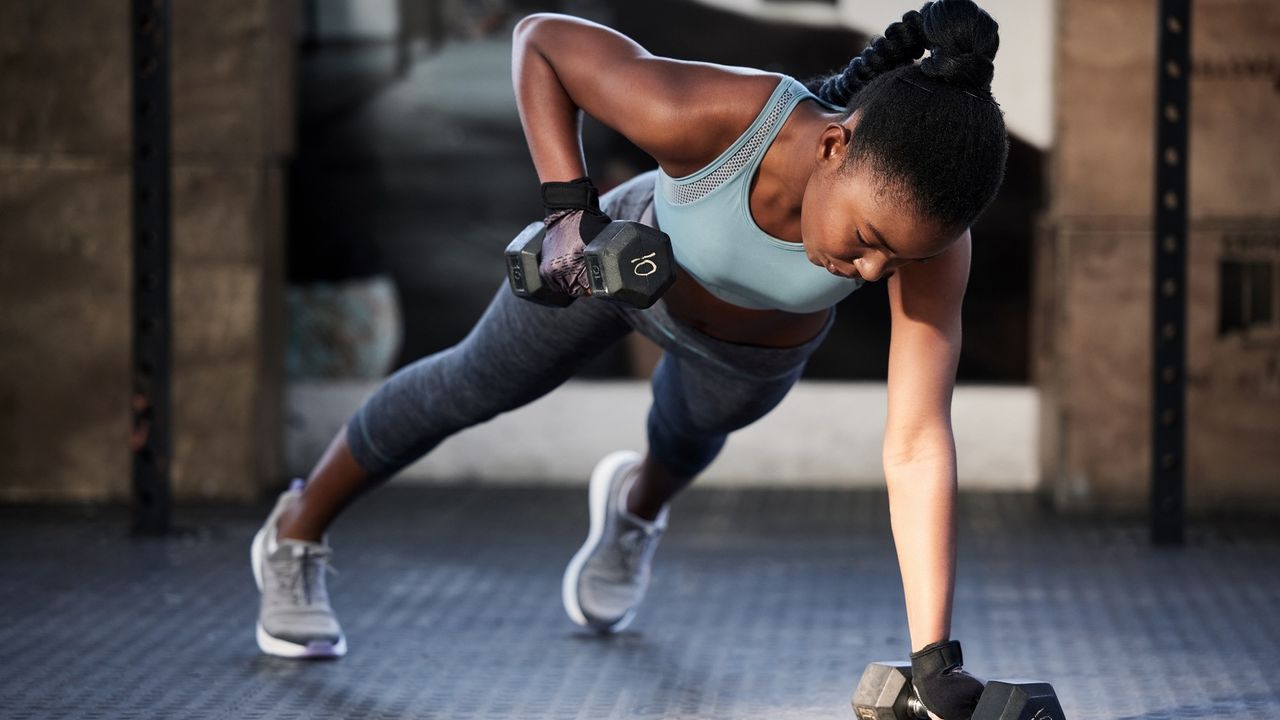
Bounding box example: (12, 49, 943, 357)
(910, 639, 985, 720)
(540, 177, 602, 215)
(910, 639, 965, 677)
(540, 176, 611, 248)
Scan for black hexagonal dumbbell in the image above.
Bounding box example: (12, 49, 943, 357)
(852, 661, 1066, 720)
(852, 662, 928, 720)
(504, 221, 572, 307)
(504, 219, 676, 309)
(970, 679, 1066, 720)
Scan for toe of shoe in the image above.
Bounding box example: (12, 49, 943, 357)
(262, 611, 343, 645)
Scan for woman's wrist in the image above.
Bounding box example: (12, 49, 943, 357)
(909, 639, 985, 720)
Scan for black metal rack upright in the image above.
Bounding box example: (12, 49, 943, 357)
(1152, 0, 1192, 545)
(131, 0, 173, 535)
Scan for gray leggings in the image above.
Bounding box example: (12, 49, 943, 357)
(346, 170, 835, 481)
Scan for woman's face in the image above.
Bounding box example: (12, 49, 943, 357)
(799, 126, 957, 282)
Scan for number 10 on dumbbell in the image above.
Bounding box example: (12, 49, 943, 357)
(504, 220, 676, 309)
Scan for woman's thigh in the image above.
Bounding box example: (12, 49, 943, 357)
(640, 304, 834, 475)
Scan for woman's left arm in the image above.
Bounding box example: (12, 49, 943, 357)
(882, 229, 971, 653)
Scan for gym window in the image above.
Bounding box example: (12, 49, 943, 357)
(1219, 259, 1276, 335)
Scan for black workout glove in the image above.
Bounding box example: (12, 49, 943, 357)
(539, 177, 612, 297)
(910, 639, 986, 719)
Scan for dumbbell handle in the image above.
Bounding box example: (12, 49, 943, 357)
(906, 692, 929, 719)
(504, 219, 674, 309)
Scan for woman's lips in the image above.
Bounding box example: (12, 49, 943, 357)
(825, 260, 860, 280)
(808, 254, 861, 280)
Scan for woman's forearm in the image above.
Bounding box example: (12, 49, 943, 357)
(883, 451, 958, 653)
(511, 14, 589, 183)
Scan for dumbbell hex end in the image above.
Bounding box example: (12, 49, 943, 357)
(505, 221, 573, 307)
(584, 222, 677, 309)
(852, 662, 926, 720)
(971, 679, 1066, 720)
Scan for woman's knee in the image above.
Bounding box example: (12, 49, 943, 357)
(344, 347, 493, 477)
(346, 325, 567, 477)
(643, 354, 803, 476)
(645, 402, 726, 478)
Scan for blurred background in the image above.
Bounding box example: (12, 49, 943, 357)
(2, 0, 1275, 512)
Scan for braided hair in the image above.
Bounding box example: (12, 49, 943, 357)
(807, 0, 1008, 231)
(814, 7, 929, 106)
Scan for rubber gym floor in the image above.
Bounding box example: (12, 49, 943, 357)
(1, 485, 1277, 719)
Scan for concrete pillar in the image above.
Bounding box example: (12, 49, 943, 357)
(0, 1, 293, 501)
(1037, 0, 1280, 516)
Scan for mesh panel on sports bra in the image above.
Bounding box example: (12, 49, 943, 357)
(663, 87, 795, 206)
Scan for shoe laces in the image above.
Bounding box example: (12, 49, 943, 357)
(616, 524, 661, 575)
(275, 544, 338, 606)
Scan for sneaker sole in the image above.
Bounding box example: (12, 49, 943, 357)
(255, 622, 347, 659)
(251, 505, 348, 659)
(561, 449, 641, 634)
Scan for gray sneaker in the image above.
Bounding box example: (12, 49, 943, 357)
(562, 450, 669, 633)
(250, 479, 347, 658)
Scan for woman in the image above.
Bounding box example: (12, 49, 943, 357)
(252, 2, 1006, 717)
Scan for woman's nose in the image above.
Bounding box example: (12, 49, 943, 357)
(855, 254, 889, 282)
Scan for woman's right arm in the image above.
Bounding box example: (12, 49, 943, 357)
(511, 13, 772, 183)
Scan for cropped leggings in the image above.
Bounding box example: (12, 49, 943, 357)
(345, 170, 835, 482)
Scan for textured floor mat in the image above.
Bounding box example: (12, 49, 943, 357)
(1, 486, 1277, 719)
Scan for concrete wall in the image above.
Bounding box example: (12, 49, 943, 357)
(285, 381, 1040, 490)
(0, 1, 293, 501)
(1038, 0, 1280, 516)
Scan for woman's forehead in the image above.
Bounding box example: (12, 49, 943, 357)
(836, 172, 953, 256)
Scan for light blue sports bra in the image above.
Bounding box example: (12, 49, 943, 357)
(652, 75, 863, 314)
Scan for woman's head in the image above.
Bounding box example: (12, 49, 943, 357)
(800, 0, 1008, 280)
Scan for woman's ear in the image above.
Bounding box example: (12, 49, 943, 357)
(818, 123, 853, 164)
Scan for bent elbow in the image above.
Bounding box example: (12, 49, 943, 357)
(512, 12, 565, 43)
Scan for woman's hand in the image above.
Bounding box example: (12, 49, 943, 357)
(539, 208, 609, 297)
(537, 177, 613, 297)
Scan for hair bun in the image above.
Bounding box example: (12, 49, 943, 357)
(920, 50, 995, 91)
(918, 0, 1000, 92)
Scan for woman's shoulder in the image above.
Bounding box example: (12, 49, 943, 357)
(655, 69, 790, 178)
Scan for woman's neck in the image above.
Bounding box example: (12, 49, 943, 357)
(750, 99, 842, 242)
